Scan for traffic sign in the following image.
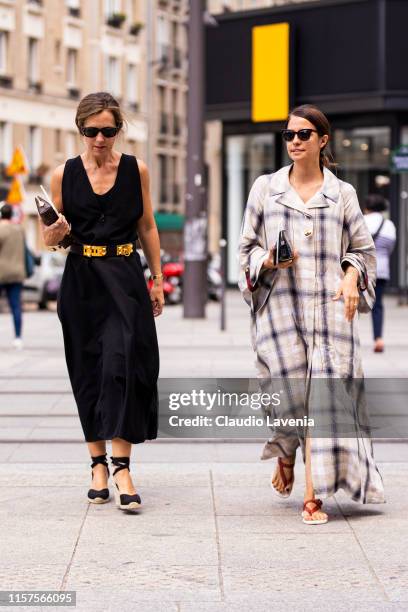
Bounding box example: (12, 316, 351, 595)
(6, 177, 25, 204)
(391, 145, 408, 172)
(6, 146, 29, 176)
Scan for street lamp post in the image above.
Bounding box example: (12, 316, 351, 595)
(183, 0, 207, 318)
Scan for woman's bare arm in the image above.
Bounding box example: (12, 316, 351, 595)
(50, 164, 64, 212)
(136, 160, 162, 276)
(136, 159, 164, 316)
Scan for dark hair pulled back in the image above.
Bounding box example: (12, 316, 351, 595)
(285, 104, 336, 170)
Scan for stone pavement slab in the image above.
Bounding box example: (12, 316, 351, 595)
(2, 439, 408, 463)
(0, 453, 406, 609)
(179, 603, 405, 612)
(0, 394, 61, 414)
(0, 293, 407, 609)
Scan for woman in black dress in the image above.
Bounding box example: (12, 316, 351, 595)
(41, 92, 163, 512)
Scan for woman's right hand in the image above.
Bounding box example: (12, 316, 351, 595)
(42, 214, 70, 247)
(262, 247, 299, 270)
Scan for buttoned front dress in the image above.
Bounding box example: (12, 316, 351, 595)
(238, 165, 385, 504)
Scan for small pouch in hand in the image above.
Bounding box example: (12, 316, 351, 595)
(35, 195, 74, 249)
(273, 230, 293, 265)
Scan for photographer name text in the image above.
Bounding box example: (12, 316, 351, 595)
(168, 415, 314, 427)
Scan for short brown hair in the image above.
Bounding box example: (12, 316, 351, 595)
(75, 92, 125, 133)
(364, 194, 388, 213)
(286, 104, 335, 169)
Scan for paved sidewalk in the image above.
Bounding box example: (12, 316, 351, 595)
(0, 292, 407, 611)
(1, 443, 408, 611)
(0, 292, 406, 443)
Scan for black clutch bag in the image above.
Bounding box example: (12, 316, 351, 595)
(274, 230, 293, 265)
(35, 194, 74, 249)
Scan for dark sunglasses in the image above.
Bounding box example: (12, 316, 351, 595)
(282, 129, 319, 142)
(81, 126, 120, 138)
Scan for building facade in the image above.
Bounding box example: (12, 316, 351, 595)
(205, 0, 322, 255)
(0, 0, 188, 252)
(145, 0, 188, 217)
(205, 0, 408, 294)
(208, 0, 315, 12)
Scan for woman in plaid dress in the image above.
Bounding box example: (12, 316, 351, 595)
(238, 105, 385, 524)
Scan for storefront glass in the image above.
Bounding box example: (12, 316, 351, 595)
(225, 126, 397, 285)
(398, 127, 408, 294)
(225, 133, 275, 283)
(333, 127, 391, 205)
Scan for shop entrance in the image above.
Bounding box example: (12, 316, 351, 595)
(224, 133, 275, 284)
(333, 126, 391, 206)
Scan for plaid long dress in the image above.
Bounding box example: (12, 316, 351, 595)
(238, 165, 385, 504)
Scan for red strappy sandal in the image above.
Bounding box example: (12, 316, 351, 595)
(271, 457, 295, 498)
(302, 498, 328, 525)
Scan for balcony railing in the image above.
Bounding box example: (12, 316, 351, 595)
(106, 13, 126, 28)
(0, 75, 13, 89)
(173, 47, 182, 69)
(28, 80, 42, 94)
(173, 115, 181, 137)
(159, 187, 168, 204)
(159, 112, 169, 135)
(68, 6, 81, 17)
(129, 22, 143, 36)
(173, 184, 181, 203)
(157, 44, 170, 71)
(67, 86, 80, 99)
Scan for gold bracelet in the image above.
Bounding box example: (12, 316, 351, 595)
(151, 273, 163, 281)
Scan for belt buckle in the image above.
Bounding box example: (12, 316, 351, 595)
(116, 243, 133, 256)
(83, 244, 107, 257)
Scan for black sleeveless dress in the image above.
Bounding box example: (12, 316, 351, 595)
(57, 154, 159, 444)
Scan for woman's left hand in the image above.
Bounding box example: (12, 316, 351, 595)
(150, 282, 165, 317)
(332, 266, 360, 322)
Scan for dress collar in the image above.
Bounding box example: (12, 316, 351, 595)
(268, 164, 340, 204)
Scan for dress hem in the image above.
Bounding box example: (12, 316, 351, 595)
(84, 434, 158, 445)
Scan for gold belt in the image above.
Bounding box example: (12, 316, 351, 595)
(82, 243, 134, 257)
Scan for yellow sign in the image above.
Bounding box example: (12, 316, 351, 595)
(6, 177, 25, 205)
(252, 23, 290, 123)
(6, 146, 29, 176)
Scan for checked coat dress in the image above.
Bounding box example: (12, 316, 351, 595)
(238, 164, 385, 504)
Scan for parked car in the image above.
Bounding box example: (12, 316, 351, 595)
(23, 250, 66, 309)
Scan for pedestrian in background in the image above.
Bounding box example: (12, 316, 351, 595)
(40, 92, 163, 512)
(239, 104, 385, 525)
(363, 194, 396, 353)
(0, 203, 25, 350)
